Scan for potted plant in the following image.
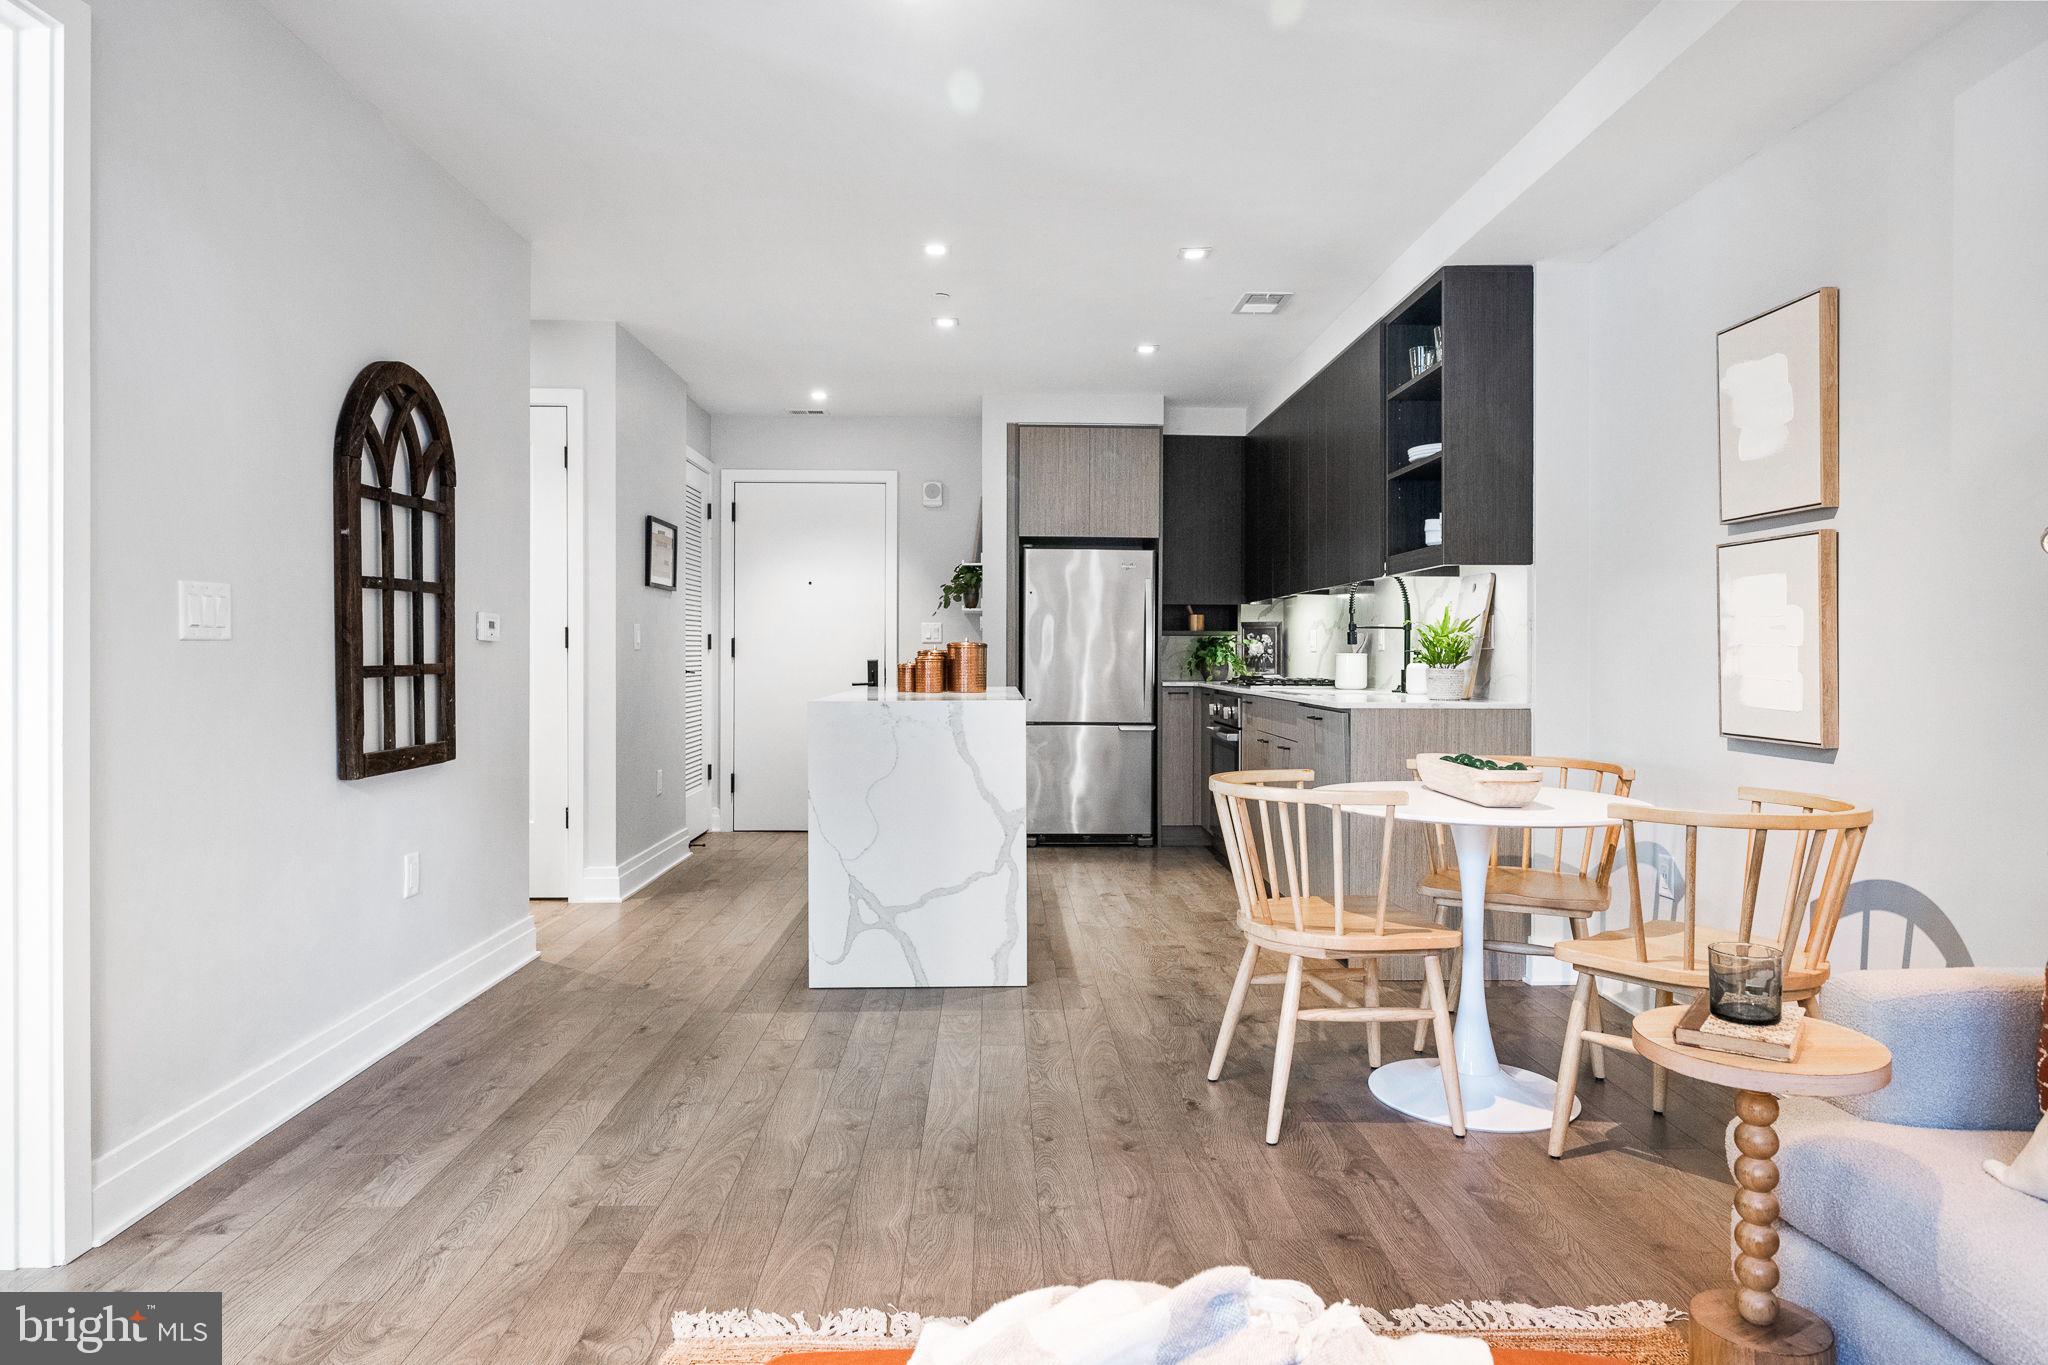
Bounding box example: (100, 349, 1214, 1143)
(938, 563, 982, 611)
(1184, 632, 1248, 683)
(1412, 607, 1478, 700)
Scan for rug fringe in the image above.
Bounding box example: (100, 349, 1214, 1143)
(670, 1299, 1679, 1344)
(670, 1307, 961, 1342)
(1344, 1299, 1683, 1334)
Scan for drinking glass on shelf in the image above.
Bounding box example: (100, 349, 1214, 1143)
(1708, 942, 1784, 1025)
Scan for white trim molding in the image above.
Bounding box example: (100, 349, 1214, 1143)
(577, 825, 696, 905)
(2, 0, 91, 1270)
(90, 919, 537, 1244)
(717, 468, 898, 833)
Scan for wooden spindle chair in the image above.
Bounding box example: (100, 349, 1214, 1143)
(1547, 788, 1874, 1157)
(1206, 769, 1465, 1144)
(1408, 757, 1636, 1077)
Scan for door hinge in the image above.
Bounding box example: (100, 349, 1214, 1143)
(563, 444, 569, 468)
(729, 773, 736, 794)
(704, 501, 713, 520)
(706, 763, 713, 782)
(729, 502, 736, 523)
(563, 806, 570, 829)
(705, 632, 712, 651)
(730, 637, 736, 658)
(564, 626, 570, 649)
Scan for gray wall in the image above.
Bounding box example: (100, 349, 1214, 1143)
(1532, 8, 2048, 974)
(90, 0, 531, 1212)
(709, 415, 983, 656)
(530, 322, 701, 877)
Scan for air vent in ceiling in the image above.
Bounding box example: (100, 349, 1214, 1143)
(1233, 292, 1293, 315)
(787, 408, 828, 416)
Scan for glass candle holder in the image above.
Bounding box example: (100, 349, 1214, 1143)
(1708, 941, 1783, 1025)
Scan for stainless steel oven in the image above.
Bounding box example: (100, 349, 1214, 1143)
(1202, 696, 1241, 842)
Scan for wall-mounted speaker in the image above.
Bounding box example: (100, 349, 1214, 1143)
(921, 480, 946, 508)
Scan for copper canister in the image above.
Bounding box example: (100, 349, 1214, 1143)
(914, 650, 946, 694)
(896, 661, 915, 693)
(948, 640, 987, 693)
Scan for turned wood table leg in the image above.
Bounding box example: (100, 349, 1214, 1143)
(1688, 1090, 1833, 1365)
(1732, 1090, 1782, 1326)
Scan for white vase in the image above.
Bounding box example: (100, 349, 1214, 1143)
(1333, 653, 1370, 691)
(1403, 661, 1429, 697)
(1425, 666, 1467, 701)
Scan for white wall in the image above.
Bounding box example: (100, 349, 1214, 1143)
(89, 0, 533, 1238)
(711, 414, 983, 657)
(530, 322, 702, 893)
(1535, 8, 2048, 974)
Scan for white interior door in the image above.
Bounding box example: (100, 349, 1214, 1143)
(528, 404, 571, 896)
(731, 478, 890, 830)
(681, 461, 713, 838)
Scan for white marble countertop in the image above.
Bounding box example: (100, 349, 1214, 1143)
(818, 687, 1024, 703)
(1159, 680, 1526, 710)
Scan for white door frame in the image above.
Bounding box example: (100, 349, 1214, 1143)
(529, 389, 588, 898)
(718, 469, 897, 830)
(3, 0, 92, 1269)
(685, 448, 716, 833)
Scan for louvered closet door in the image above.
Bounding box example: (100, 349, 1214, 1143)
(682, 462, 713, 839)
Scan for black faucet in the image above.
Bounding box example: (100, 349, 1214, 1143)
(1344, 578, 1414, 692)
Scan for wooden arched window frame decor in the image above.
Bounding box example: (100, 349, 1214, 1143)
(334, 361, 457, 779)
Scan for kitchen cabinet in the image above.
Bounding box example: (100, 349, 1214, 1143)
(1162, 436, 1245, 605)
(1159, 688, 1200, 828)
(1383, 266, 1533, 571)
(1244, 327, 1383, 600)
(1016, 425, 1162, 539)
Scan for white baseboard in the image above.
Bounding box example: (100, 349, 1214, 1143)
(90, 916, 537, 1244)
(576, 824, 697, 903)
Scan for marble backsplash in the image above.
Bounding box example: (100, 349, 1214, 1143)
(1165, 566, 1530, 702)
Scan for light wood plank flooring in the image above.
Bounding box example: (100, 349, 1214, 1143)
(8, 834, 1735, 1363)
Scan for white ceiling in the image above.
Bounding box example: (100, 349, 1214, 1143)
(257, 0, 1655, 415)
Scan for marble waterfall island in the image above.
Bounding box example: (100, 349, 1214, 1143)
(808, 688, 1027, 988)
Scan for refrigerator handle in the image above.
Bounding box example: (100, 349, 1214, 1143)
(1143, 579, 1156, 693)
(1117, 725, 1156, 732)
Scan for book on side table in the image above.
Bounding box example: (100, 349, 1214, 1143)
(1673, 994, 1806, 1063)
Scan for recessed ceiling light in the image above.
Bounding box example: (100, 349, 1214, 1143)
(1135, 343, 1158, 356)
(1178, 246, 1211, 262)
(933, 316, 960, 329)
(924, 241, 948, 258)
(809, 389, 829, 403)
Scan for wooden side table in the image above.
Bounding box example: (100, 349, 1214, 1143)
(1633, 1006, 1891, 1365)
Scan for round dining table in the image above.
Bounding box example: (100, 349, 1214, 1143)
(1324, 779, 1635, 1133)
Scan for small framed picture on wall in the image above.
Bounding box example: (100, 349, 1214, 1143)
(1716, 287, 1839, 522)
(1716, 529, 1838, 748)
(645, 515, 678, 591)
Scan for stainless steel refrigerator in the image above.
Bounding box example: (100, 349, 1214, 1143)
(1023, 546, 1156, 839)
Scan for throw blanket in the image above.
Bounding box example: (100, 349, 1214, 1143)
(908, 1267, 1488, 1365)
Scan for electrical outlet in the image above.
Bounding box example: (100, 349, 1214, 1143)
(920, 621, 943, 644)
(633, 623, 642, 650)
(402, 852, 420, 899)
(656, 767, 664, 795)
(474, 611, 501, 641)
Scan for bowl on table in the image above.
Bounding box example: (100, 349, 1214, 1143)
(1414, 752, 1543, 808)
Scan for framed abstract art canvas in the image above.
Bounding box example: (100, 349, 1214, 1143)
(1717, 529, 1838, 748)
(1717, 287, 1838, 523)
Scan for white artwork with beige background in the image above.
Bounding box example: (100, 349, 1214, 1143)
(1717, 529, 1838, 747)
(1717, 288, 1838, 522)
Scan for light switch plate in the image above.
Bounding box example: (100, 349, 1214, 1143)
(920, 621, 943, 644)
(177, 581, 232, 640)
(633, 623, 642, 650)
(401, 852, 420, 899)
(474, 611, 501, 641)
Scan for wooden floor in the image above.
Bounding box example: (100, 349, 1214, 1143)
(10, 834, 1737, 1364)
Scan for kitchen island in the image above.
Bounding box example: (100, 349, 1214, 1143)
(807, 687, 1027, 988)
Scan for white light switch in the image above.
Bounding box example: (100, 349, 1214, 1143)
(633, 623, 642, 650)
(920, 621, 943, 644)
(401, 852, 420, 899)
(475, 611, 501, 641)
(177, 581, 232, 640)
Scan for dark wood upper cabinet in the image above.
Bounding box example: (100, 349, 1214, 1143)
(1162, 435, 1246, 605)
(1243, 325, 1384, 601)
(1384, 266, 1533, 571)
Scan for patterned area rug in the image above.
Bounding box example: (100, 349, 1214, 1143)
(659, 1304, 1689, 1365)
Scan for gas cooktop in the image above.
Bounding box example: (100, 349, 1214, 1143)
(1235, 676, 1335, 689)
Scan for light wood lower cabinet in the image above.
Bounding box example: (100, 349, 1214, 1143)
(1159, 688, 1199, 827)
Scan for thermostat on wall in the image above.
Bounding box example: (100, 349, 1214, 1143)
(921, 480, 946, 508)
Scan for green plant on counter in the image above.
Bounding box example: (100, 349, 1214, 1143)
(1184, 632, 1248, 682)
(938, 563, 983, 611)
(1412, 607, 1478, 669)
